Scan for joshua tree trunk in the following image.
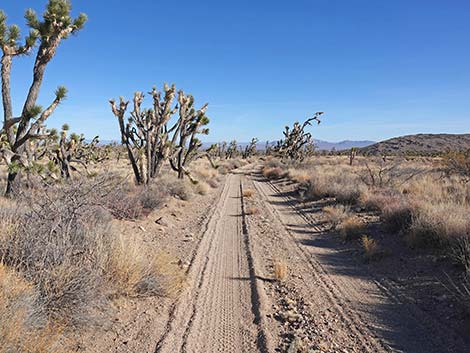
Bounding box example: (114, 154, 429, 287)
(5, 171, 17, 197)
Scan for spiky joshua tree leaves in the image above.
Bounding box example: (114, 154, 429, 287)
(110, 84, 209, 184)
(275, 112, 324, 161)
(0, 0, 87, 195)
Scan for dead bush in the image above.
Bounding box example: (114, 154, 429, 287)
(139, 185, 168, 211)
(337, 216, 366, 240)
(322, 205, 350, 227)
(104, 186, 145, 220)
(1, 181, 113, 330)
(361, 235, 380, 262)
(263, 167, 286, 180)
(158, 174, 193, 201)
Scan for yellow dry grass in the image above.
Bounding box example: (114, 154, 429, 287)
(273, 260, 288, 281)
(106, 235, 185, 298)
(361, 235, 380, 261)
(245, 206, 260, 216)
(242, 189, 255, 198)
(337, 216, 366, 240)
(0, 263, 63, 353)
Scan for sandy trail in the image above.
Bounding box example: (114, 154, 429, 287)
(154, 169, 467, 353)
(250, 171, 468, 353)
(155, 173, 270, 353)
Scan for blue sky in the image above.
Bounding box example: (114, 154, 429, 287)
(1, 0, 470, 142)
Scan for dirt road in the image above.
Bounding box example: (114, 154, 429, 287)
(155, 173, 271, 353)
(154, 169, 469, 353)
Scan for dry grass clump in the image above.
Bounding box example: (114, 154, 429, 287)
(337, 216, 367, 240)
(158, 174, 193, 201)
(262, 166, 286, 180)
(303, 167, 364, 204)
(243, 189, 255, 198)
(106, 236, 185, 298)
(273, 260, 288, 281)
(361, 235, 380, 262)
(288, 169, 310, 183)
(322, 204, 350, 227)
(194, 180, 210, 195)
(0, 263, 63, 353)
(245, 206, 260, 215)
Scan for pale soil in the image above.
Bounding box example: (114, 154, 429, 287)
(81, 165, 469, 353)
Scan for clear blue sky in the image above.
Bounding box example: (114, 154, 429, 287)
(2, 0, 470, 142)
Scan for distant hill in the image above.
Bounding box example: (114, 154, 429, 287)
(361, 133, 470, 155)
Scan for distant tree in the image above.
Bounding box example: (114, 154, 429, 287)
(243, 138, 258, 159)
(275, 112, 324, 161)
(0, 0, 87, 195)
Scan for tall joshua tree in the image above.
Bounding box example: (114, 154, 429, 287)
(169, 91, 209, 179)
(110, 84, 209, 184)
(0, 0, 87, 195)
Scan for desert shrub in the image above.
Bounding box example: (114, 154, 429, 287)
(1, 182, 113, 329)
(265, 158, 284, 169)
(158, 174, 193, 201)
(337, 216, 366, 240)
(0, 177, 185, 349)
(322, 205, 350, 227)
(361, 235, 380, 262)
(139, 185, 168, 210)
(452, 236, 470, 273)
(408, 202, 469, 248)
(206, 178, 219, 188)
(442, 150, 470, 181)
(106, 236, 185, 298)
(0, 263, 62, 353)
(104, 186, 145, 220)
(194, 181, 210, 195)
(263, 167, 286, 180)
(287, 169, 310, 183)
(303, 167, 364, 203)
(380, 197, 413, 233)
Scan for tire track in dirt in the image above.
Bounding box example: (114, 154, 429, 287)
(252, 176, 387, 353)
(155, 173, 271, 353)
(252, 173, 468, 353)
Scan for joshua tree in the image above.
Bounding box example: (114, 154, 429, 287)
(275, 112, 324, 161)
(243, 138, 258, 159)
(110, 84, 209, 183)
(226, 140, 239, 159)
(110, 84, 178, 184)
(349, 147, 358, 166)
(50, 124, 105, 179)
(0, 0, 87, 195)
(169, 91, 209, 179)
